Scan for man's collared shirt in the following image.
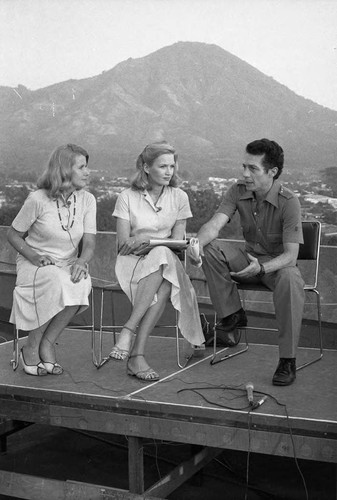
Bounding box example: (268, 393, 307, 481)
(217, 180, 303, 257)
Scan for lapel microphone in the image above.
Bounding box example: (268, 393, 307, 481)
(156, 206, 162, 212)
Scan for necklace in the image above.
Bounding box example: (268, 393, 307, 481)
(56, 193, 76, 231)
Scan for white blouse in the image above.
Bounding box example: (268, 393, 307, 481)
(113, 187, 192, 238)
(12, 189, 96, 266)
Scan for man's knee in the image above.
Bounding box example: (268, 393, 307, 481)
(274, 266, 305, 291)
(203, 240, 219, 259)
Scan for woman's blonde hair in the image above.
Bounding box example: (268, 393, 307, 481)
(37, 144, 89, 199)
(131, 141, 180, 191)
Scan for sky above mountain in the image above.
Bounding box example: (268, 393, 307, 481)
(0, 0, 336, 111)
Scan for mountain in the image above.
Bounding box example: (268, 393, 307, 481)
(0, 42, 336, 181)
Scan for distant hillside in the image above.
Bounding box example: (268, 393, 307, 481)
(1, 42, 336, 181)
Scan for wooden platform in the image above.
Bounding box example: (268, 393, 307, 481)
(0, 330, 336, 499)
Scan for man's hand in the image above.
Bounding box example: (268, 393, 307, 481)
(230, 253, 261, 279)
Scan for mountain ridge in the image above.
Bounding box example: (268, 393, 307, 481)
(1, 41, 336, 180)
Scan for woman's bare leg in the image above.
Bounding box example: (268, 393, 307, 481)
(39, 305, 79, 364)
(127, 279, 171, 376)
(22, 321, 51, 365)
(115, 268, 166, 352)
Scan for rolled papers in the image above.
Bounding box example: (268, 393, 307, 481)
(189, 237, 202, 267)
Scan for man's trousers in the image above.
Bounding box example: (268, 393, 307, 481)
(202, 241, 305, 358)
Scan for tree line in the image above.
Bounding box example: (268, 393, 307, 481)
(0, 183, 243, 238)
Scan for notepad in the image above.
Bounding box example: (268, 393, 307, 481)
(134, 239, 189, 256)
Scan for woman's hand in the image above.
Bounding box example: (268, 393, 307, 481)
(70, 258, 88, 283)
(119, 237, 150, 256)
(31, 254, 55, 267)
(7, 227, 56, 268)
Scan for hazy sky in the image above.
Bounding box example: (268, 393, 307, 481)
(1, 0, 337, 110)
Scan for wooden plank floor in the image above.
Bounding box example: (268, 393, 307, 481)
(0, 331, 337, 461)
(0, 330, 336, 442)
(0, 330, 336, 499)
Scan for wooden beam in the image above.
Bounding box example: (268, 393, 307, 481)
(128, 436, 144, 494)
(0, 471, 162, 500)
(0, 419, 32, 452)
(0, 399, 335, 462)
(145, 447, 222, 498)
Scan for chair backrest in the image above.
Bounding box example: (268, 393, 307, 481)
(297, 221, 321, 290)
(298, 221, 321, 261)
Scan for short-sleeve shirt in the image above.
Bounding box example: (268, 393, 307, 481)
(217, 180, 303, 257)
(113, 186, 192, 238)
(12, 189, 96, 265)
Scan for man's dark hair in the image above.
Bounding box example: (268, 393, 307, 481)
(246, 138, 284, 179)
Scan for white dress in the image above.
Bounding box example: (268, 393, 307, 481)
(113, 187, 204, 346)
(10, 189, 96, 331)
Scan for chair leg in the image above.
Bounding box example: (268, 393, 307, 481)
(176, 310, 193, 369)
(92, 289, 110, 369)
(210, 329, 249, 365)
(10, 326, 19, 371)
(110, 293, 117, 347)
(91, 287, 126, 369)
(91, 288, 100, 367)
(297, 290, 323, 371)
(210, 312, 249, 365)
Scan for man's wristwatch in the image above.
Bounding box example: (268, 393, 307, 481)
(256, 263, 265, 278)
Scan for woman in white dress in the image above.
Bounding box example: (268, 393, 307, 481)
(7, 144, 96, 376)
(110, 141, 204, 381)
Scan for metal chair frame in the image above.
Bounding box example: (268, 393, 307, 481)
(11, 257, 193, 372)
(88, 246, 193, 369)
(200, 221, 323, 369)
(10, 328, 19, 370)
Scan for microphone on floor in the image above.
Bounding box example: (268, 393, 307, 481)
(245, 381, 254, 405)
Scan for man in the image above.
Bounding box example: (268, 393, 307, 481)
(188, 138, 305, 386)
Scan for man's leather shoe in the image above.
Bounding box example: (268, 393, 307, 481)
(213, 326, 241, 347)
(272, 358, 296, 386)
(219, 308, 247, 333)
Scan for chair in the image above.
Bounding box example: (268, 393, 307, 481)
(11, 328, 19, 370)
(203, 221, 323, 369)
(88, 279, 123, 369)
(88, 245, 193, 369)
(10, 241, 194, 370)
(9, 281, 118, 370)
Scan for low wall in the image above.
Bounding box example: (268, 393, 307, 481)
(1, 226, 336, 325)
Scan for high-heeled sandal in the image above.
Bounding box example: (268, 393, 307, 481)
(109, 326, 136, 361)
(127, 354, 159, 382)
(41, 361, 64, 375)
(20, 348, 48, 376)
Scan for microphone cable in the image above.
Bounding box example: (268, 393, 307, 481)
(177, 384, 309, 500)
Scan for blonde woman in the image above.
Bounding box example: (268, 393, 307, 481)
(8, 144, 96, 375)
(110, 141, 204, 381)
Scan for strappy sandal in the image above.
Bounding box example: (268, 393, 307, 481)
(109, 326, 136, 361)
(41, 361, 64, 375)
(127, 354, 159, 382)
(20, 348, 48, 376)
